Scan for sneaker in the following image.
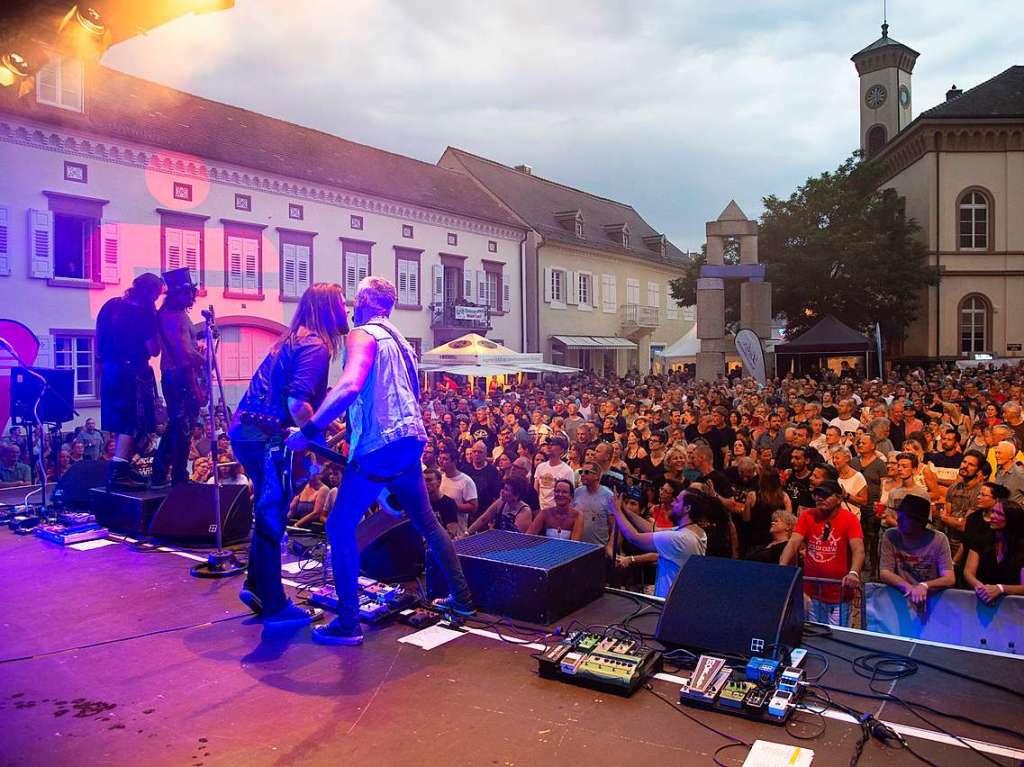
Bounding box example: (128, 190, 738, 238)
(239, 587, 263, 614)
(262, 602, 323, 629)
(107, 462, 147, 491)
(312, 619, 364, 646)
(432, 595, 476, 617)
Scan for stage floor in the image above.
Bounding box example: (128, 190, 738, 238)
(1, 531, 1022, 767)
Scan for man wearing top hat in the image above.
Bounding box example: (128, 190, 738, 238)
(151, 268, 205, 488)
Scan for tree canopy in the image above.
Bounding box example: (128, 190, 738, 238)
(670, 153, 936, 349)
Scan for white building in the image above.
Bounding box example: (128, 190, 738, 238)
(0, 59, 526, 424)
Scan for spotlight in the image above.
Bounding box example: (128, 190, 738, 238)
(0, 38, 48, 88)
(74, 5, 106, 36)
(1, 51, 31, 78)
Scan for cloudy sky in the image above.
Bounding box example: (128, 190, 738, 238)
(103, 0, 1022, 250)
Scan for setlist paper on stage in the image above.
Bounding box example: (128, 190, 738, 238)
(742, 740, 813, 767)
(68, 539, 118, 551)
(397, 624, 465, 650)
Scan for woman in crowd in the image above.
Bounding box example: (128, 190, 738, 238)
(649, 479, 685, 530)
(745, 509, 797, 564)
(744, 467, 791, 552)
(527, 478, 583, 540)
(964, 501, 1024, 603)
(289, 466, 330, 528)
(467, 476, 533, 534)
(623, 430, 648, 476)
(494, 452, 514, 479)
(609, 441, 630, 477)
(662, 447, 687, 484)
(902, 438, 941, 501)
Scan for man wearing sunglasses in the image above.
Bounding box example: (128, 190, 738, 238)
(780, 479, 864, 626)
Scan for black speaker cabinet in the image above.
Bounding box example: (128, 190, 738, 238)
(90, 486, 172, 535)
(146, 483, 252, 546)
(429, 530, 605, 625)
(53, 460, 109, 509)
(356, 511, 425, 582)
(656, 557, 803, 660)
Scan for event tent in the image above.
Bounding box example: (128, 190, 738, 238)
(773, 314, 875, 376)
(419, 333, 578, 377)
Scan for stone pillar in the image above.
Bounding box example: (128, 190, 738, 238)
(740, 280, 775, 377)
(739, 235, 758, 265)
(706, 236, 725, 265)
(696, 277, 725, 381)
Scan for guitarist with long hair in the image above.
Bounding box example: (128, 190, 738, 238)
(230, 282, 349, 629)
(151, 268, 206, 489)
(286, 276, 475, 645)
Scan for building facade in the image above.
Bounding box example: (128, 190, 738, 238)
(854, 27, 1024, 359)
(0, 59, 526, 424)
(439, 148, 693, 375)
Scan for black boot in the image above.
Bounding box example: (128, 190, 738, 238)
(107, 460, 147, 491)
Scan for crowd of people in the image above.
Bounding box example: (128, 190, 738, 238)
(5, 341, 1024, 627)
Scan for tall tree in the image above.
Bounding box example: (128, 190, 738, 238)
(670, 153, 936, 350)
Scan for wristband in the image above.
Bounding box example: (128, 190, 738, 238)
(998, 584, 1005, 594)
(847, 570, 860, 579)
(300, 420, 322, 440)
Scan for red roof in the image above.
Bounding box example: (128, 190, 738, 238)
(0, 63, 523, 229)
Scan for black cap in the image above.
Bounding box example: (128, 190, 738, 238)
(812, 479, 841, 498)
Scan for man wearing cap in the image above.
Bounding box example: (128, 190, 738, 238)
(780, 478, 864, 626)
(95, 272, 164, 489)
(879, 495, 955, 607)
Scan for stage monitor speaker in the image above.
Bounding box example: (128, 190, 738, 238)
(11, 366, 75, 424)
(356, 511, 424, 582)
(146, 483, 252, 546)
(655, 558, 803, 660)
(53, 460, 109, 510)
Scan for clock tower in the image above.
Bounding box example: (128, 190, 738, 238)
(851, 23, 919, 158)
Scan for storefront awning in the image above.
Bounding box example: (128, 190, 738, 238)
(551, 335, 637, 350)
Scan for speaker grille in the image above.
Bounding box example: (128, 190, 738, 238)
(455, 530, 600, 569)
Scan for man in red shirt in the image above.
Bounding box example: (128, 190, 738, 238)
(780, 479, 865, 626)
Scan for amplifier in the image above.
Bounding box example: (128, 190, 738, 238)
(90, 486, 172, 535)
(430, 530, 605, 625)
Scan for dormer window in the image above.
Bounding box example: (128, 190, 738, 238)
(603, 223, 630, 249)
(642, 234, 667, 257)
(36, 56, 83, 112)
(555, 210, 584, 238)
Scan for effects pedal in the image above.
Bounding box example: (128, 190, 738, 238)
(719, 681, 756, 710)
(536, 629, 661, 695)
(743, 686, 771, 712)
(767, 690, 794, 719)
(34, 523, 108, 545)
(399, 607, 441, 629)
(745, 657, 781, 686)
(778, 667, 805, 694)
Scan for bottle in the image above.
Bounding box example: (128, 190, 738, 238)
(280, 530, 289, 559)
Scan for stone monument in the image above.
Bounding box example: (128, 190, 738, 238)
(696, 201, 772, 381)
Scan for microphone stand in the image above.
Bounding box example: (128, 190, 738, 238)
(190, 306, 243, 578)
(0, 337, 78, 522)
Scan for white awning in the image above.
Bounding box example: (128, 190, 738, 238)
(551, 335, 637, 350)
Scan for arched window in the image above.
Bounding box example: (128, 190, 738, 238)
(866, 125, 887, 157)
(958, 190, 991, 250)
(959, 294, 991, 355)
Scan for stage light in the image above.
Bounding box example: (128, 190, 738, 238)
(0, 37, 48, 88)
(75, 6, 106, 36)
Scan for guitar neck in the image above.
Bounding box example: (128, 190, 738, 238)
(305, 440, 347, 466)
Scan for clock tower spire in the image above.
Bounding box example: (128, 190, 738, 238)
(851, 22, 919, 158)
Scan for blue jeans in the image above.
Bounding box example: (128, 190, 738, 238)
(327, 437, 472, 627)
(232, 438, 290, 615)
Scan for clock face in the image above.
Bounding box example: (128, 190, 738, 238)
(865, 84, 887, 109)
(899, 85, 910, 107)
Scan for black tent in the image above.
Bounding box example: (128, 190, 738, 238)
(775, 314, 876, 377)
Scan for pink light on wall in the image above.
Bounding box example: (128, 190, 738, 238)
(144, 151, 210, 209)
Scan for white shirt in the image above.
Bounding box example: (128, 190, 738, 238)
(440, 471, 478, 534)
(534, 460, 576, 509)
(829, 416, 862, 435)
(838, 470, 867, 512)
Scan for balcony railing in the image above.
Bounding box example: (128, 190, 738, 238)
(430, 302, 492, 330)
(620, 303, 659, 330)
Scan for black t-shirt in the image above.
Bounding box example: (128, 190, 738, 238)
(469, 423, 497, 451)
(784, 471, 814, 510)
(926, 451, 963, 469)
(234, 334, 331, 435)
(700, 470, 733, 499)
(462, 462, 502, 519)
(820, 405, 839, 421)
(706, 427, 736, 470)
(431, 494, 459, 526)
(96, 297, 157, 364)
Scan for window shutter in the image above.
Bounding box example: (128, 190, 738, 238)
(344, 251, 357, 297)
(99, 221, 119, 284)
(543, 267, 552, 303)
(477, 269, 487, 306)
(464, 271, 474, 303)
(35, 335, 52, 367)
(282, 242, 297, 297)
(0, 206, 9, 275)
(502, 279, 511, 313)
(183, 230, 200, 285)
(28, 209, 54, 278)
(227, 236, 243, 290)
(666, 284, 678, 320)
(243, 237, 259, 292)
(357, 252, 369, 283)
(397, 259, 410, 304)
(164, 227, 182, 271)
(408, 260, 419, 305)
(432, 264, 443, 304)
(601, 274, 614, 313)
(626, 278, 640, 305)
(61, 58, 83, 111)
(567, 270, 578, 305)
(588, 272, 598, 308)
(648, 282, 659, 308)
(295, 245, 310, 293)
